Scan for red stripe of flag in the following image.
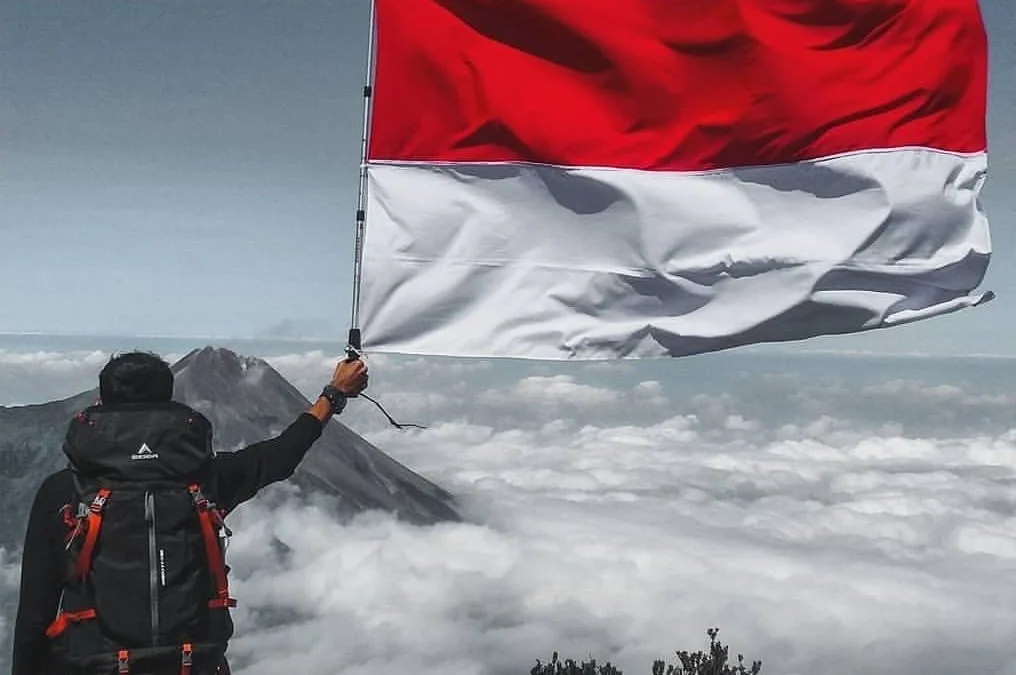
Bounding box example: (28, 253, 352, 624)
(368, 0, 987, 171)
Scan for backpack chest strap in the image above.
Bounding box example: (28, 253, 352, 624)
(45, 608, 97, 638)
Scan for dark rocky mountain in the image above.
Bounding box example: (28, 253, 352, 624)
(0, 346, 459, 551)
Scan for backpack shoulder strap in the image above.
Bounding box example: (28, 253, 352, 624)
(188, 484, 237, 610)
(73, 488, 112, 579)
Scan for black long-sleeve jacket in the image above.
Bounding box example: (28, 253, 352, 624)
(11, 412, 325, 675)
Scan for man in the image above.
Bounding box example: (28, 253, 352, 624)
(12, 350, 368, 675)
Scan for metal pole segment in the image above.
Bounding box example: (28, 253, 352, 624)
(348, 0, 378, 354)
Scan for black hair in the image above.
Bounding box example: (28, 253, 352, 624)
(98, 351, 174, 405)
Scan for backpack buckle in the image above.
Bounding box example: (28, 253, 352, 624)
(90, 489, 110, 513)
(188, 484, 205, 506)
(117, 649, 130, 674)
(188, 484, 218, 513)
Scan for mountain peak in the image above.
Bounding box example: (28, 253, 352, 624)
(173, 346, 264, 382)
(175, 345, 257, 368)
(170, 347, 310, 440)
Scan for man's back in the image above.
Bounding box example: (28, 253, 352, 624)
(11, 350, 367, 675)
(12, 408, 326, 675)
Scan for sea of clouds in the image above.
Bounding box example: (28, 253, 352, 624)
(2, 346, 1016, 675)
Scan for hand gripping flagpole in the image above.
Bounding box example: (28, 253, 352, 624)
(344, 1, 425, 431)
(347, 0, 377, 362)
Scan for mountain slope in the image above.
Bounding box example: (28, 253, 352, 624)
(0, 346, 459, 551)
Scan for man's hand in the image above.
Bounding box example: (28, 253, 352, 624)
(307, 358, 369, 423)
(332, 358, 369, 397)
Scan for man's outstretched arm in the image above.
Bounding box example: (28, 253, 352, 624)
(214, 358, 368, 511)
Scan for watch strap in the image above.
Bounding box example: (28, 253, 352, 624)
(319, 384, 348, 416)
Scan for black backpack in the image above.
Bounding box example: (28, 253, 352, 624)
(48, 401, 236, 675)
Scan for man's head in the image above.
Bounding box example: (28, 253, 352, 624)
(98, 351, 174, 405)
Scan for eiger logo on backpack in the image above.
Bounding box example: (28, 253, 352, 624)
(130, 442, 159, 461)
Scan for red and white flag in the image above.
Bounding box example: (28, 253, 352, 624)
(359, 0, 991, 359)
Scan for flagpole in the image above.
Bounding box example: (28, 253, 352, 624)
(347, 0, 378, 356)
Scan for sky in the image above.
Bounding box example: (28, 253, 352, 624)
(1, 1, 1016, 356)
(2, 346, 1016, 675)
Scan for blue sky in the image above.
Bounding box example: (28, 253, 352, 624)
(1, 0, 1015, 355)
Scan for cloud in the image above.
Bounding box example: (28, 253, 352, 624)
(0, 548, 21, 656)
(477, 375, 621, 410)
(261, 350, 342, 398)
(0, 349, 188, 406)
(4, 347, 1013, 438)
(862, 379, 1012, 407)
(0, 349, 109, 406)
(471, 376, 672, 422)
(336, 411, 1016, 675)
(216, 406, 1016, 675)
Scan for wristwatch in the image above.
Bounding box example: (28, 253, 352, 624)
(319, 384, 348, 416)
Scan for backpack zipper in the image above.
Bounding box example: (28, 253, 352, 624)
(143, 491, 160, 645)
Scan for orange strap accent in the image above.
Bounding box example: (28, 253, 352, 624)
(45, 608, 97, 638)
(60, 504, 76, 533)
(75, 488, 111, 579)
(208, 597, 237, 609)
(189, 485, 235, 609)
(118, 649, 130, 675)
(180, 643, 193, 675)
